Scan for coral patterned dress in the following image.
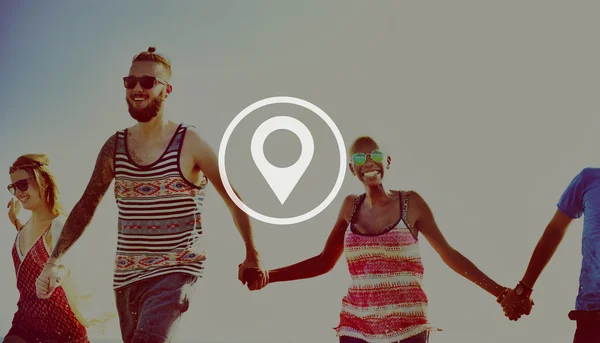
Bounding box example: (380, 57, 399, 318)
(7, 224, 88, 342)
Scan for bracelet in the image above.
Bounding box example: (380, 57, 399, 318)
(519, 280, 534, 292)
(44, 262, 58, 268)
(496, 287, 510, 304)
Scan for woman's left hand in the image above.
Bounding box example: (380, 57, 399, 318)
(7, 198, 21, 230)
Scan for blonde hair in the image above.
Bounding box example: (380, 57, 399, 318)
(9, 154, 63, 216)
(132, 46, 172, 79)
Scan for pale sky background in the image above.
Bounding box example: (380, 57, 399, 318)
(1, 1, 599, 342)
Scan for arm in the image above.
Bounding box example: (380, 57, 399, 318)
(267, 195, 355, 283)
(501, 209, 572, 318)
(36, 134, 116, 299)
(45, 218, 70, 279)
(520, 209, 573, 288)
(47, 134, 116, 263)
(186, 129, 268, 289)
(188, 130, 259, 260)
(501, 170, 583, 319)
(411, 191, 505, 297)
(13, 218, 23, 231)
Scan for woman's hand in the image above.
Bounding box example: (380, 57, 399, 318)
(241, 266, 270, 291)
(7, 198, 21, 230)
(36, 262, 63, 299)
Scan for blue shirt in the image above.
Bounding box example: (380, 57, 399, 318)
(557, 167, 600, 311)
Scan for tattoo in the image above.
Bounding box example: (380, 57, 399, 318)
(50, 134, 116, 259)
(130, 149, 144, 164)
(127, 131, 146, 164)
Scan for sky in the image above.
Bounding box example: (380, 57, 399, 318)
(1, 1, 599, 342)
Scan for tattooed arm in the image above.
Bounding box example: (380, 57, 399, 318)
(47, 134, 116, 263)
(37, 134, 116, 299)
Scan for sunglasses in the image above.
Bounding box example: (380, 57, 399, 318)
(123, 76, 167, 90)
(352, 150, 384, 166)
(7, 178, 31, 196)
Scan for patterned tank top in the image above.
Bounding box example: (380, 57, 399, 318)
(112, 123, 208, 289)
(334, 191, 439, 343)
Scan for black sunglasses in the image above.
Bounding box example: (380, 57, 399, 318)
(7, 179, 30, 196)
(123, 76, 167, 90)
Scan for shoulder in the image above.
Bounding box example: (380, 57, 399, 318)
(564, 167, 600, 191)
(183, 124, 201, 140)
(98, 133, 119, 158)
(399, 190, 425, 206)
(343, 193, 361, 207)
(179, 125, 217, 169)
(181, 125, 209, 149)
(399, 190, 430, 218)
(339, 193, 362, 221)
(395, 190, 430, 229)
(579, 167, 600, 183)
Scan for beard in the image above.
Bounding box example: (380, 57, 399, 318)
(126, 90, 166, 123)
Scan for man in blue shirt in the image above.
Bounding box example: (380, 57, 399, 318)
(501, 167, 600, 342)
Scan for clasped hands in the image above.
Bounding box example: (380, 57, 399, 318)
(238, 263, 269, 291)
(238, 265, 535, 324)
(498, 282, 535, 321)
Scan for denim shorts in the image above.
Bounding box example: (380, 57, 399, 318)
(114, 273, 198, 343)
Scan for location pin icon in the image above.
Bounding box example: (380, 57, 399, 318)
(251, 116, 314, 204)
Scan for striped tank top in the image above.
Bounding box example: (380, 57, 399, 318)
(334, 191, 439, 343)
(112, 123, 208, 289)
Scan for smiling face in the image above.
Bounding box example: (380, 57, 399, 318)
(348, 137, 392, 187)
(9, 169, 45, 211)
(125, 61, 172, 122)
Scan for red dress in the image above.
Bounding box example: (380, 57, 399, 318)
(6, 226, 89, 343)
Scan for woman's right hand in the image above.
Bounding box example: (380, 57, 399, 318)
(7, 198, 21, 229)
(241, 266, 269, 291)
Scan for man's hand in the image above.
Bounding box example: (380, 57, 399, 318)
(36, 262, 63, 299)
(242, 266, 270, 291)
(238, 256, 268, 291)
(501, 288, 534, 321)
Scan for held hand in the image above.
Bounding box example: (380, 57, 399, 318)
(7, 198, 21, 229)
(36, 263, 62, 299)
(238, 257, 268, 291)
(500, 288, 534, 321)
(242, 267, 270, 291)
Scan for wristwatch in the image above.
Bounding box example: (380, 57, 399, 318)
(515, 281, 533, 298)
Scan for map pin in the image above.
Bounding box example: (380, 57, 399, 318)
(250, 116, 314, 204)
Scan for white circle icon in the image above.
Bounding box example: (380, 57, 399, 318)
(251, 116, 314, 205)
(218, 96, 346, 225)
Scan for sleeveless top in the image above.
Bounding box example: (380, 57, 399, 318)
(334, 191, 439, 343)
(112, 123, 208, 289)
(11, 225, 88, 342)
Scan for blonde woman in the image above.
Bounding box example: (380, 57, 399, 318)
(4, 154, 113, 343)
